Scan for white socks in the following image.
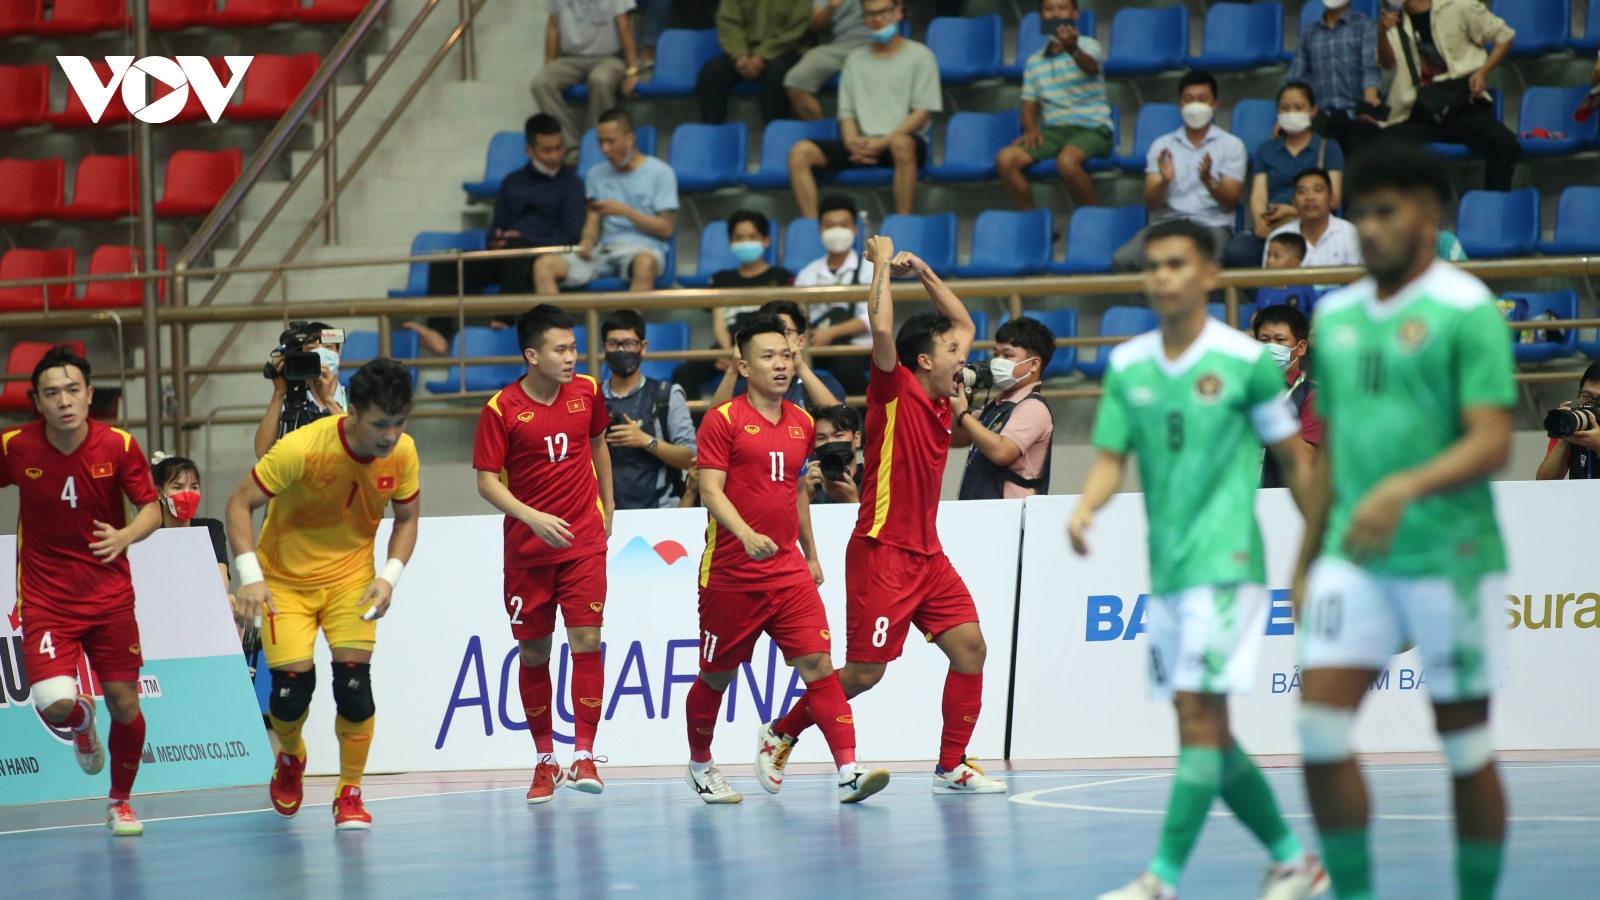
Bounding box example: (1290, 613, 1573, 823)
(688, 759, 713, 775)
(574, 750, 594, 761)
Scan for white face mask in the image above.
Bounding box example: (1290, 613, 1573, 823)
(1278, 111, 1313, 135)
(1265, 343, 1294, 372)
(1181, 102, 1215, 130)
(989, 356, 1037, 391)
(315, 346, 340, 378)
(820, 227, 856, 255)
(530, 157, 560, 177)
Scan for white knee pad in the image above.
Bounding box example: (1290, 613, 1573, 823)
(1297, 702, 1355, 764)
(1440, 725, 1494, 776)
(31, 676, 79, 712)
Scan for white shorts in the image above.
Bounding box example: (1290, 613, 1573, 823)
(1299, 556, 1506, 703)
(1146, 583, 1270, 699)
(560, 242, 666, 288)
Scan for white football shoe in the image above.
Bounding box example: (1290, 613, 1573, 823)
(837, 763, 890, 804)
(685, 762, 743, 804)
(1256, 854, 1331, 900)
(1097, 872, 1177, 900)
(931, 757, 1007, 794)
(755, 721, 795, 794)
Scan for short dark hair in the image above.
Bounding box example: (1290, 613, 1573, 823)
(736, 312, 791, 357)
(818, 194, 856, 221)
(601, 308, 647, 342)
(30, 344, 91, 393)
(1144, 218, 1217, 259)
(348, 359, 413, 415)
(1294, 167, 1333, 192)
(895, 312, 954, 371)
(727, 210, 770, 240)
(525, 113, 561, 144)
(597, 107, 633, 132)
(758, 299, 805, 331)
(1581, 360, 1600, 390)
(1039, 0, 1076, 9)
(814, 404, 861, 435)
(1345, 142, 1450, 206)
(1277, 82, 1315, 107)
(1178, 70, 1219, 101)
(1252, 304, 1311, 343)
(516, 303, 577, 352)
(150, 454, 201, 491)
(995, 316, 1056, 369)
(1268, 231, 1308, 260)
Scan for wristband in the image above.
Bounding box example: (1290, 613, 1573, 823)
(236, 551, 264, 586)
(377, 557, 405, 588)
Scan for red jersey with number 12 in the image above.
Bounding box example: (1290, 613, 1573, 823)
(853, 363, 951, 554)
(696, 397, 815, 591)
(474, 375, 610, 567)
(0, 420, 158, 618)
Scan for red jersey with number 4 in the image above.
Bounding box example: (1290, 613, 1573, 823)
(696, 396, 815, 591)
(853, 363, 951, 555)
(474, 375, 610, 567)
(0, 420, 158, 618)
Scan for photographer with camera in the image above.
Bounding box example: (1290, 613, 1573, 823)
(253, 322, 346, 460)
(804, 404, 864, 505)
(1537, 361, 1600, 481)
(601, 309, 698, 509)
(953, 316, 1055, 500)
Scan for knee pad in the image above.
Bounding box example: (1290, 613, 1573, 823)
(31, 675, 78, 713)
(1297, 702, 1354, 765)
(268, 668, 316, 722)
(331, 662, 374, 723)
(1440, 725, 1494, 776)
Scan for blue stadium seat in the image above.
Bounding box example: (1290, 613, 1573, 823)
(926, 14, 1002, 84)
(1229, 99, 1279, 159)
(1538, 187, 1600, 255)
(1049, 205, 1145, 275)
(425, 326, 523, 394)
(1456, 188, 1540, 258)
(1517, 85, 1599, 158)
(1573, 0, 1600, 52)
(954, 209, 1053, 278)
(1253, 286, 1322, 317)
(746, 119, 837, 189)
(339, 329, 421, 389)
(967, 310, 991, 362)
(1103, 6, 1189, 78)
(1112, 103, 1181, 172)
(1078, 306, 1158, 379)
(881, 212, 958, 277)
(564, 84, 587, 103)
(1187, 2, 1285, 72)
(1026, 107, 1120, 177)
(998, 308, 1079, 378)
(640, 321, 690, 383)
(783, 216, 862, 269)
(462, 131, 524, 202)
(634, 29, 722, 98)
(1493, 0, 1570, 57)
(668, 122, 747, 192)
(578, 125, 658, 180)
(679, 219, 781, 288)
(389, 230, 486, 298)
(1001, 10, 1098, 82)
(926, 111, 1019, 183)
(1507, 290, 1578, 362)
(1425, 90, 1501, 160)
(585, 240, 677, 292)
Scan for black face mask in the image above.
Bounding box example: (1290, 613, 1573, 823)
(606, 350, 641, 377)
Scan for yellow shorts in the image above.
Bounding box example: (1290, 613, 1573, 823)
(261, 576, 377, 668)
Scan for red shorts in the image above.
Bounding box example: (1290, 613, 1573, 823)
(20, 606, 143, 684)
(698, 580, 832, 673)
(844, 537, 978, 664)
(504, 552, 607, 641)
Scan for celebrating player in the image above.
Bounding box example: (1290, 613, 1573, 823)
(1292, 146, 1516, 900)
(1068, 220, 1328, 900)
(1, 346, 160, 836)
(225, 359, 421, 831)
(689, 313, 889, 805)
(474, 304, 614, 804)
(765, 235, 1004, 795)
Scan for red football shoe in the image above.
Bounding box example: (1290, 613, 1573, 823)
(333, 785, 372, 830)
(526, 760, 565, 805)
(269, 752, 306, 817)
(566, 757, 604, 794)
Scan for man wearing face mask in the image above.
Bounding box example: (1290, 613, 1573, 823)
(795, 195, 874, 395)
(1252, 304, 1321, 490)
(253, 323, 345, 460)
(673, 210, 795, 400)
(599, 309, 698, 509)
(954, 316, 1056, 501)
(1287, 0, 1385, 159)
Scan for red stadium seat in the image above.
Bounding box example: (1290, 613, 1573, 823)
(67, 245, 167, 309)
(54, 155, 137, 221)
(0, 341, 89, 414)
(0, 158, 64, 224)
(298, 0, 368, 24)
(45, 61, 132, 129)
(28, 0, 125, 35)
(155, 148, 240, 217)
(229, 53, 319, 121)
(150, 0, 208, 30)
(0, 248, 77, 312)
(0, 64, 49, 130)
(208, 0, 297, 27)
(0, 0, 42, 38)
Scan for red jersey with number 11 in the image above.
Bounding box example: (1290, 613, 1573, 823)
(696, 396, 815, 591)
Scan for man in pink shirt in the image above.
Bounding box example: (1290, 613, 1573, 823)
(954, 317, 1055, 499)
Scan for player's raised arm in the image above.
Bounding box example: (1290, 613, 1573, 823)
(698, 468, 778, 561)
(891, 250, 975, 360)
(864, 235, 899, 373)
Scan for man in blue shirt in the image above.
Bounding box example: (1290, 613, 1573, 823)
(1287, 0, 1384, 158)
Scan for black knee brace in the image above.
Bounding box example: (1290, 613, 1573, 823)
(331, 662, 374, 723)
(268, 668, 315, 722)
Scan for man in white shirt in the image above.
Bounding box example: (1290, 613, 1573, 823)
(1262, 168, 1362, 268)
(793, 195, 873, 394)
(532, 0, 641, 151)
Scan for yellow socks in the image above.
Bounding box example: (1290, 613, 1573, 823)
(269, 711, 308, 759)
(335, 715, 375, 790)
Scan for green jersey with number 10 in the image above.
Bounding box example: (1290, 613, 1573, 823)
(1311, 261, 1517, 578)
(1091, 318, 1300, 595)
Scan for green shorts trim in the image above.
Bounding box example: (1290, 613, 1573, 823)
(1026, 124, 1114, 162)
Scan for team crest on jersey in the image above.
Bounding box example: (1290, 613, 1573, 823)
(1395, 318, 1430, 355)
(1192, 373, 1224, 405)
(90, 462, 113, 478)
(566, 398, 587, 414)
(518, 411, 535, 422)
(788, 426, 805, 439)
(24, 467, 42, 479)
(1128, 386, 1154, 407)
(744, 425, 761, 434)
(377, 476, 395, 490)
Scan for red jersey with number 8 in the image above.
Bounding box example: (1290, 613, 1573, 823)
(473, 375, 610, 567)
(853, 363, 952, 554)
(695, 397, 815, 591)
(0, 420, 158, 618)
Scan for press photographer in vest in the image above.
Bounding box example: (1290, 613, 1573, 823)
(601, 309, 698, 508)
(1537, 361, 1600, 481)
(954, 317, 1056, 500)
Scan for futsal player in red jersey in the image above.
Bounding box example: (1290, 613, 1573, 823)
(685, 313, 890, 805)
(0, 346, 162, 834)
(475, 304, 615, 804)
(764, 236, 1006, 795)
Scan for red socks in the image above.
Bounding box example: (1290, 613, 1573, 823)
(570, 650, 603, 753)
(108, 713, 145, 801)
(519, 661, 554, 755)
(774, 694, 816, 740)
(802, 673, 856, 768)
(939, 670, 982, 772)
(64, 697, 90, 731)
(685, 678, 722, 763)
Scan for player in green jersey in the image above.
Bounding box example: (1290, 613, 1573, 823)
(1291, 146, 1516, 900)
(1070, 219, 1328, 900)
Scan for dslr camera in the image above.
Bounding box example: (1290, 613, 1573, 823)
(813, 441, 856, 481)
(1545, 404, 1600, 439)
(959, 361, 993, 392)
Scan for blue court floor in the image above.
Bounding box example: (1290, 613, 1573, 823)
(1, 758, 1595, 899)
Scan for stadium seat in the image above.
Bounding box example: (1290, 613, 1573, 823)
(54, 155, 137, 221)
(1187, 2, 1285, 72)
(1026, 107, 1120, 177)
(1425, 90, 1502, 159)
(1573, 0, 1600, 52)
(0, 157, 63, 224)
(1508, 290, 1578, 362)
(639, 321, 690, 383)
(1104, 6, 1189, 78)
(953, 209, 1052, 278)
(1252, 286, 1321, 316)
(45, 60, 131, 128)
(0, 0, 42, 37)
(0, 341, 88, 413)
(669, 122, 747, 192)
(1517, 85, 1599, 158)
(150, 0, 208, 29)
(155, 149, 241, 217)
(229, 53, 319, 121)
(584, 240, 676, 292)
(66, 245, 167, 309)
(28, 0, 124, 35)
(338, 329, 421, 389)
(1229, 99, 1279, 160)
(783, 216, 862, 269)
(0, 248, 75, 312)
(1537, 186, 1600, 255)
(0, 64, 48, 130)
(578, 125, 658, 180)
(926, 111, 1019, 183)
(1298, 0, 1378, 34)
(298, 0, 369, 24)
(426, 326, 523, 394)
(1208, 302, 1229, 322)
(1112, 103, 1181, 172)
(880, 213, 958, 277)
(1456, 189, 1540, 258)
(1078, 307, 1158, 379)
(1492, 0, 1569, 57)
(463, 131, 525, 202)
(968, 310, 991, 362)
(746, 118, 837, 189)
(635, 29, 722, 99)
(678, 219, 779, 288)
(926, 14, 1002, 85)
(999, 308, 1079, 378)
(1049, 205, 1145, 275)
(389, 230, 487, 298)
(1001, 10, 1097, 82)
(208, 0, 297, 27)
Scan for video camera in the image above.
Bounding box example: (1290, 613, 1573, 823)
(262, 321, 345, 383)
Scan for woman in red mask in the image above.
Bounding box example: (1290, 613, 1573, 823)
(150, 453, 232, 612)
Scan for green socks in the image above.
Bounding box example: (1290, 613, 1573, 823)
(1457, 838, 1503, 900)
(1219, 743, 1303, 864)
(1320, 827, 1374, 900)
(1149, 747, 1224, 885)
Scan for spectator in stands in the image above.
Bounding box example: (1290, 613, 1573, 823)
(1287, 0, 1384, 158)
(995, 0, 1112, 211)
(1375, 0, 1520, 192)
(599, 309, 698, 509)
(1537, 362, 1600, 481)
(784, 0, 873, 122)
(955, 316, 1055, 500)
(1112, 71, 1246, 273)
(1252, 304, 1320, 488)
(1223, 84, 1346, 269)
(672, 210, 795, 399)
(254, 324, 343, 459)
(804, 404, 863, 504)
(150, 452, 232, 611)
(534, 109, 678, 293)
(1261, 169, 1360, 269)
(696, 0, 813, 125)
(787, 0, 941, 218)
(1265, 232, 1308, 270)
(709, 299, 845, 411)
(531, 0, 641, 152)
(795, 195, 873, 395)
